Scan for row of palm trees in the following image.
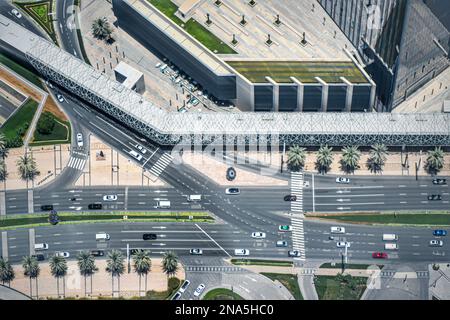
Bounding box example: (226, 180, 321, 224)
(0, 133, 40, 189)
(287, 144, 446, 175)
(0, 250, 179, 299)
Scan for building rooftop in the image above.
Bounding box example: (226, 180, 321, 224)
(114, 61, 143, 89)
(227, 60, 368, 84)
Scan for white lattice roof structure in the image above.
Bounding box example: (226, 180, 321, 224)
(0, 15, 449, 146)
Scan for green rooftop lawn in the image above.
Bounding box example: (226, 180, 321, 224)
(0, 99, 37, 142)
(148, 0, 236, 54)
(227, 61, 368, 84)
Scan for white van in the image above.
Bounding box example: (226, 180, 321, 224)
(157, 201, 171, 209)
(34, 243, 49, 251)
(129, 150, 143, 161)
(382, 234, 398, 241)
(96, 232, 110, 241)
(187, 195, 202, 202)
(384, 243, 398, 250)
(234, 249, 250, 256)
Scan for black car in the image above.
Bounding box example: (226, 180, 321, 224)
(88, 203, 102, 210)
(428, 194, 442, 201)
(284, 195, 297, 201)
(143, 233, 157, 240)
(433, 179, 447, 185)
(40, 205, 54, 211)
(90, 250, 105, 257)
(70, 197, 77, 201)
(32, 254, 45, 261)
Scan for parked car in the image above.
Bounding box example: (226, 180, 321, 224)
(103, 195, 118, 201)
(432, 178, 447, 185)
(430, 240, 444, 247)
(171, 292, 182, 300)
(225, 187, 240, 195)
(155, 62, 162, 68)
(336, 242, 351, 248)
(88, 203, 102, 210)
(56, 94, 65, 103)
(143, 233, 157, 240)
(179, 280, 190, 293)
(251, 232, 266, 239)
(189, 249, 203, 255)
(11, 9, 22, 18)
(433, 230, 448, 237)
(55, 252, 70, 258)
(428, 194, 442, 201)
(288, 250, 301, 257)
(372, 252, 388, 259)
(336, 177, 350, 184)
(193, 284, 206, 297)
(278, 225, 292, 232)
(284, 195, 297, 201)
(276, 240, 288, 247)
(90, 250, 105, 257)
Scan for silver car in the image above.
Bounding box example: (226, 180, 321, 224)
(429, 240, 443, 247)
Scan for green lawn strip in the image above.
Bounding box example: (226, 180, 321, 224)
(203, 288, 244, 300)
(319, 263, 384, 270)
(15, 1, 57, 43)
(148, 0, 236, 54)
(0, 212, 213, 230)
(144, 277, 181, 300)
(315, 213, 450, 226)
(32, 114, 71, 144)
(0, 99, 38, 142)
(231, 259, 293, 267)
(0, 53, 44, 89)
(314, 275, 367, 300)
(261, 273, 303, 300)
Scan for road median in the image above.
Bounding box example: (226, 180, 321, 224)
(0, 211, 213, 230)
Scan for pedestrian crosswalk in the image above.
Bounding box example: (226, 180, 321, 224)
(67, 155, 86, 171)
(185, 266, 245, 273)
(149, 153, 173, 179)
(416, 271, 429, 278)
(380, 271, 396, 277)
(299, 268, 315, 275)
(291, 171, 306, 261)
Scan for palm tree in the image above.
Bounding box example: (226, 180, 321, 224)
(22, 256, 40, 299)
(340, 146, 361, 174)
(132, 250, 152, 296)
(92, 18, 113, 41)
(0, 133, 8, 159)
(367, 144, 388, 174)
(77, 251, 98, 297)
(315, 145, 333, 174)
(425, 147, 445, 175)
(16, 153, 40, 189)
(287, 145, 307, 172)
(0, 257, 15, 286)
(162, 251, 179, 279)
(105, 250, 125, 297)
(49, 255, 68, 298)
(0, 158, 7, 190)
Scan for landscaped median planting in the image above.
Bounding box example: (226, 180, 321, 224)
(306, 211, 450, 226)
(0, 211, 213, 230)
(230, 259, 293, 267)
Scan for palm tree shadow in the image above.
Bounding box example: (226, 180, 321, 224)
(339, 159, 358, 174)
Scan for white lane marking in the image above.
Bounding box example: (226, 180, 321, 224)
(195, 224, 231, 258)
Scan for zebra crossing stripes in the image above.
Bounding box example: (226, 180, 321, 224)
(290, 171, 306, 261)
(299, 268, 315, 275)
(416, 271, 429, 278)
(185, 266, 245, 273)
(149, 153, 173, 178)
(67, 156, 86, 171)
(380, 271, 396, 277)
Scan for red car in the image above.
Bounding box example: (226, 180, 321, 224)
(372, 252, 388, 259)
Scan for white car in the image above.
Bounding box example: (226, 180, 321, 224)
(225, 187, 240, 195)
(288, 250, 301, 257)
(336, 242, 351, 248)
(330, 226, 346, 234)
(303, 181, 310, 188)
(178, 280, 190, 293)
(56, 94, 65, 103)
(135, 144, 147, 154)
(11, 9, 22, 18)
(193, 284, 206, 297)
(103, 195, 117, 201)
(76, 133, 83, 147)
(189, 249, 203, 255)
(336, 177, 350, 184)
(234, 249, 250, 256)
(55, 252, 70, 258)
(429, 240, 443, 247)
(251, 232, 266, 239)
(155, 62, 162, 68)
